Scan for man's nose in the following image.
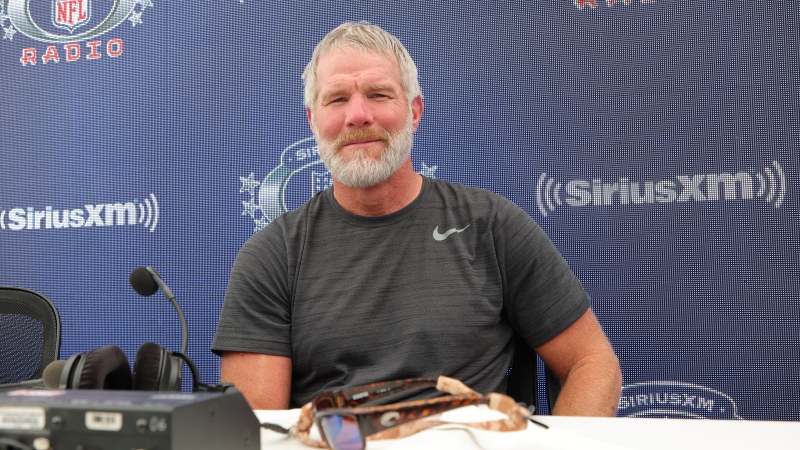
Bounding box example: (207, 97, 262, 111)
(345, 95, 373, 127)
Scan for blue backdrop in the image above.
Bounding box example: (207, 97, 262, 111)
(1, 0, 797, 420)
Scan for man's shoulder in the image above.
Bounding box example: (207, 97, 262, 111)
(268, 189, 329, 226)
(245, 190, 329, 245)
(427, 177, 501, 200)
(425, 177, 517, 211)
(425, 178, 541, 238)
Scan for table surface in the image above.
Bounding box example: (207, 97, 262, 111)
(255, 407, 800, 450)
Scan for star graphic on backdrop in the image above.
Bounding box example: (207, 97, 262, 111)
(241, 198, 258, 218)
(138, 0, 154, 8)
(239, 173, 260, 196)
(128, 11, 143, 27)
(419, 162, 438, 178)
(3, 25, 16, 41)
(253, 217, 268, 232)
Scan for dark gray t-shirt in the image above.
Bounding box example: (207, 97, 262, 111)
(212, 177, 590, 407)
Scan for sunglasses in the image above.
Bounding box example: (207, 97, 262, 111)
(289, 376, 535, 450)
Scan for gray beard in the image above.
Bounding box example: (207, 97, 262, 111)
(315, 118, 414, 188)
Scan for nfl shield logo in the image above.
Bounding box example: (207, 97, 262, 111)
(52, 0, 91, 33)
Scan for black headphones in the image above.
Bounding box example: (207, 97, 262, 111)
(47, 267, 236, 394)
(51, 343, 235, 393)
(54, 267, 183, 391)
(57, 342, 182, 391)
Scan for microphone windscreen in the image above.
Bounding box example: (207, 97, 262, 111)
(130, 266, 158, 297)
(43, 360, 67, 389)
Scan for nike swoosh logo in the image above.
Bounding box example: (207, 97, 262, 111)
(432, 225, 470, 241)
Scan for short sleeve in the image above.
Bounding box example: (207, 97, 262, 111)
(211, 221, 293, 357)
(493, 197, 590, 348)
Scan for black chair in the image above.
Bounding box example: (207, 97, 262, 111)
(506, 335, 561, 414)
(0, 287, 61, 389)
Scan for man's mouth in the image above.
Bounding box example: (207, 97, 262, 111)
(342, 138, 383, 146)
(335, 131, 390, 151)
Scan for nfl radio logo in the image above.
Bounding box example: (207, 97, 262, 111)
(52, 0, 91, 33)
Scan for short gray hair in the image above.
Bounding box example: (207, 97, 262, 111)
(302, 22, 422, 108)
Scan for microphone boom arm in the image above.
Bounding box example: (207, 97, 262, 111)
(143, 266, 188, 355)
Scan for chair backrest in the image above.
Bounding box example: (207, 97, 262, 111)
(505, 335, 561, 414)
(0, 287, 61, 385)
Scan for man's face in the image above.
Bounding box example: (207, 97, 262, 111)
(307, 47, 423, 188)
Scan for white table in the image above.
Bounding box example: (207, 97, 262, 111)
(255, 407, 800, 450)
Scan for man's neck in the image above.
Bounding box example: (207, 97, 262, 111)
(331, 159, 423, 217)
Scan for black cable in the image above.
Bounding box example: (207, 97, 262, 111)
(527, 416, 549, 430)
(260, 422, 291, 434)
(517, 402, 549, 429)
(173, 351, 201, 391)
(0, 437, 35, 450)
(172, 352, 237, 394)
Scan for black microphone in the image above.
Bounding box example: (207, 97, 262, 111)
(130, 266, 188, 355)
(129, 266, 234, 394)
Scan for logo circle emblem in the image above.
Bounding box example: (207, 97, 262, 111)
(6, 0, 138, 43)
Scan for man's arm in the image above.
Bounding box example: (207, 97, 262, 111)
(534, 308, 622, 417)
(220, 351, 292, 410)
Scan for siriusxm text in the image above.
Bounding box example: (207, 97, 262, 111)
(618, 392, 715, 413)
(4, 203, 140, 231)
(565, 172, 758, 207)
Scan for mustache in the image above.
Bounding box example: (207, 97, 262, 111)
(333, 129, 391, 150)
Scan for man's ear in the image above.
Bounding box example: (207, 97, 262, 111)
(306, 106, 315, 133)
(411, 95, 424, 133)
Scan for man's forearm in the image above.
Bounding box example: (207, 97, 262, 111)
(550, 353, 622, 416)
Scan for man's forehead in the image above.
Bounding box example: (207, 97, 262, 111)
(316, 47, 400, 75)
(315, 48, 403, 92)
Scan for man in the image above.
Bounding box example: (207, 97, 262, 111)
(212, 22, 622, 416)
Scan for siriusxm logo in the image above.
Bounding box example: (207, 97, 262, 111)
(0, 193, 159, 232)
(618, 381, 741, 419)
(536, 161, 787, 217)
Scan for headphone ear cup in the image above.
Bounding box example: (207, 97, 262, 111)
(164, 353, 183, 391)
(69, 345, 133, 390)
(133, 342, 166, 391)
(58, 352, 86, 389)
(133, 342, 182, 391)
